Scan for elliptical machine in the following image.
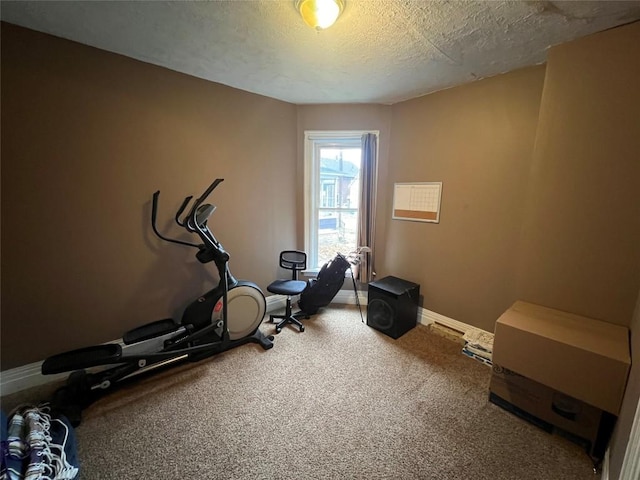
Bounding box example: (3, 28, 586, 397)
(42, 179, 273, 424)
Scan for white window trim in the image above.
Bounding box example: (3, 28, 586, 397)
(303, 130, 379, 271)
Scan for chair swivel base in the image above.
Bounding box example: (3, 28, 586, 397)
(269, 311, 309, 333)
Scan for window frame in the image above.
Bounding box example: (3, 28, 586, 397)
(303, 130, 379, 271)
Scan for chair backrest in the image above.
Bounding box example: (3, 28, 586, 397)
(279, 250, 307, 280)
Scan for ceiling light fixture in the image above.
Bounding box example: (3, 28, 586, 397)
(296, 0, 345, 30)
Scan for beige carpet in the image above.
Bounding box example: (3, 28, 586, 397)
(2, 306, 600, 479)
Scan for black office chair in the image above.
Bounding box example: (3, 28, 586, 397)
(267, 250, 309, 333)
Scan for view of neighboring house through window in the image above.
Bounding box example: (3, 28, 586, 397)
(304, 131, 375, 270)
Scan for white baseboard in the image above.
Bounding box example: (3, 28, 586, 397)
(419, 308, 471, 333)
(334, 289, 489, 334)
(0, 363, 68, 398)
(332, 289, 368, 306)
(0, 295, 287, 397)
(1, 292, 486, 396)
(265, 294, 286, 312)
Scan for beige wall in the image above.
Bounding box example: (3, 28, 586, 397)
(1, 24, 298, 369)
(516, 22, 640, 327)
(521, 22, 640, 480)
(386, 67, 546, 331)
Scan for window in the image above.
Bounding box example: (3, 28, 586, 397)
(303, 130, 377, 270)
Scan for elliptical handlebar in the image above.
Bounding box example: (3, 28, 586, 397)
(151, 178, 225, 251)
(151, 191, 200, 248)
(152, 179, 237, 290)
(174, 195, 193, 227)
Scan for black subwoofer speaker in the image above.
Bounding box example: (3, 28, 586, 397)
(367, 276, 420, 339)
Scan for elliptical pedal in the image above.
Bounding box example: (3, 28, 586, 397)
(122, 318, 180, 345)
(42, 344, 122, 375)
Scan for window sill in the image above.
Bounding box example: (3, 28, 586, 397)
(302, 268, 354, 278)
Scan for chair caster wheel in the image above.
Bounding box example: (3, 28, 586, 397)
(300, 326, 305, 332)
(275, 328, 281, 334)
(268, 335, 275, 341)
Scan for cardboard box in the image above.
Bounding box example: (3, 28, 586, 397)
(489, 365, 617, 459)
(492, 301, 630, 415)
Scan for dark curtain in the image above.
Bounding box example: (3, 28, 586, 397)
(357, 133, 378, 283)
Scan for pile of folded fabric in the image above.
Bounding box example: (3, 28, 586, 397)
(462, 329, 494, 366)
(1, 404, 79, 479)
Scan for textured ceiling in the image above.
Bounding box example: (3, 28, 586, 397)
(2, 1, 640, 104)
